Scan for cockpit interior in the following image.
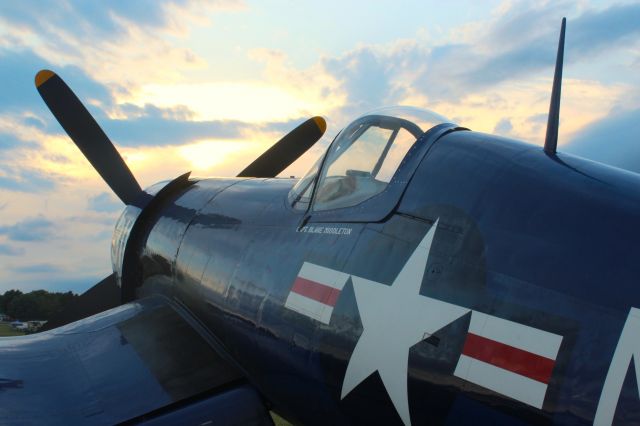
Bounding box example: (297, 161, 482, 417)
(289, 106, 451, 212)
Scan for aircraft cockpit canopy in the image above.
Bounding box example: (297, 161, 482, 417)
(290, 106, 451, 211)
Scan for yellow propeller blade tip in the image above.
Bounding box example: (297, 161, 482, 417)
(35, 70, 56, 88)
(312, 116, 327, 134)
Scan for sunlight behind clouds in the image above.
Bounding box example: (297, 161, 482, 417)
(0, 0, 639, 293)
(420, 77, 627, 144)
(178, 139, 253, 172)
(133, 82, 327, 122)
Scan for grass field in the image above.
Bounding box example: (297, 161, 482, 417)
(270, 412, 293, 426)
(0, 323, 25, 337)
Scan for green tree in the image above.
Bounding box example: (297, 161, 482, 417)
(0, 289, 23, 314)
(6, 290, 79, 320)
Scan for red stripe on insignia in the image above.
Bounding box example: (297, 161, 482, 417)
(291, 277, 341, 307)
(462, 333, 555, 384)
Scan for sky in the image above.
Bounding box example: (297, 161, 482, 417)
(0, 0, 639, 294)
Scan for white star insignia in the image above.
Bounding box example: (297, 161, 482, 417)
(340, 219, 470, 425)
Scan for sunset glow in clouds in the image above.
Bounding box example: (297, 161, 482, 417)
(0, 1, 639, 293)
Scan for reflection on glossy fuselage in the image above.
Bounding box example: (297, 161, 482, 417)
(132, 130, 640, 425)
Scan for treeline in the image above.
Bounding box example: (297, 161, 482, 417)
(0, 289, 78, 321)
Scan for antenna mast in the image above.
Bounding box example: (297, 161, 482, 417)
(544, 17, 566, 155)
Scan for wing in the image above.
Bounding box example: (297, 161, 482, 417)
(0, 296, 273, 425)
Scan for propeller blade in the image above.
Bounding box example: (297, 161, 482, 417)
(35, 70, 142, 205)
(40, 273, 120, 331)
(237, 116, 326, 178)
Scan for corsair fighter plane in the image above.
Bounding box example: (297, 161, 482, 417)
(1, 19, 639, 425)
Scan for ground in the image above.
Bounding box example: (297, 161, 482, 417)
(0, 322, 25, 337)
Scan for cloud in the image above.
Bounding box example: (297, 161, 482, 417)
(526, 113, 548, 125)
(104, 105, 253, 147)
(79, 102, 310, 147)
(0, 48, 284, 155)
(97, 104, 304, 147)
(0, 48, 114, 115)
(87, 192, 121, 213)
(493, 118, 514, 135)
(0, 1, 242, 89)
(0, 243, 25, 256)
(570, 3, 640, 54)
(0, 48, 298, 150)
(0, 273, 105, 294)
(0, 166, 57, 193)
(65, 213, 121, 227)
(449, 2, 640, 94)
(319, 2, 640, 107)
(0, 1, 240, 40)
(0, 216, 55, 241)
(564, 108, 640, 173)
(0, 0, 637, 296)
(4, 2, 631, 157)
(0, 131, 31, 151)
(324, 46, 393, 109)
(44, 274, 106, 294)
(12, 263, 63, 274)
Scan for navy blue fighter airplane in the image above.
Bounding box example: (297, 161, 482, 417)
(1, 19, 639, 425)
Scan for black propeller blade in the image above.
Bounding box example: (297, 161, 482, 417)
(34, 70, 326, 327)
(237, 116, 326, 178)
(35, 70, 142, 205)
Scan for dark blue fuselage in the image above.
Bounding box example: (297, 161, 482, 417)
(131, 130, 640, 425)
